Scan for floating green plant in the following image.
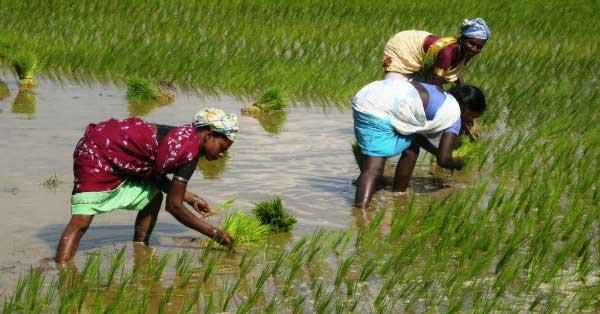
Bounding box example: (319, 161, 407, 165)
(196, 151, 230, 179)
(242, 88, 288, 114)
(220, 211, 271, 244)
(252, 196, 297, 233)
(12, 51, 37, 88)
(12, 89, 36, 119)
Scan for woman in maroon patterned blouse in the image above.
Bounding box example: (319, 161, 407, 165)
(55, 108, 238, 263)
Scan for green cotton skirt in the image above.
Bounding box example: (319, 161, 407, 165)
(71, 179, 160, 216)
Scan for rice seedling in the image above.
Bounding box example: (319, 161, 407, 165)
(202, 251, 222, 283)
(241, 88, 288, 114)
(175, 250, 194, 288)
(146, 253, 171, 286)
(252, 196, 297, 233)
(12, 51, 37, 88)
(220, 210, 271, 244)
(126, 77, 172, 103)
(105, 246, 126, 287)
(157, 284, 174, 314)
(334, 256, 355, 289)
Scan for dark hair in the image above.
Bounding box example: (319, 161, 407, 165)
(194, 125, 229, 141)
(448, 85, 486, 114)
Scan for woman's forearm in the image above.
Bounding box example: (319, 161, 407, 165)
(165, 203, 217, 238)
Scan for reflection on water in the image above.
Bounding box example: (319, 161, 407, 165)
(241, 111, 287, 134)
(12, 89, 36, 119)
(127, 99, 172, 117)
(0, 80, 9, 100)
(196, 152, 230, 179)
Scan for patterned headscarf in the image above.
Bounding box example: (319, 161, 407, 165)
(192, 108, 239, 141)
(460, 18, 491, 40)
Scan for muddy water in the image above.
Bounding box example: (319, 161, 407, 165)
(0, 72, 465, 289)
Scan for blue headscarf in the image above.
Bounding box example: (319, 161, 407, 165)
(460, 18, 491, 40)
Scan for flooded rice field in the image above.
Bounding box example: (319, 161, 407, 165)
(0, 72, 465, 291)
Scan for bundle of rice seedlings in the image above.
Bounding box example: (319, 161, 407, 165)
(453, 135, 474, 157)
(252, 196, 297, 233)
(12, 51, 37, 88)
(241, 88, 288, 114)
(126, 77, 174, 104)
(351, 140, 363, 171)
(256, 88, 287, 111)
(220, 211, 271, 244)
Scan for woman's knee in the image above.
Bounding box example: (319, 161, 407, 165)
(361, 157, 385, 177)
(68, 215, 93, 233)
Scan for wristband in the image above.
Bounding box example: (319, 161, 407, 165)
(189, 194, 199, 205)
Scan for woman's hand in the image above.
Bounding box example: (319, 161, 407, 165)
(213, 229, 234, 247)
(188, 194, 214, 217)
(452, 157, 465, 171)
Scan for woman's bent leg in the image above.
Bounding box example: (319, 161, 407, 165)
(55, 215, 94, 263)
(393, 141, 421, 192)
(355, 156, 386, 209)
(133, 193, 163, 244)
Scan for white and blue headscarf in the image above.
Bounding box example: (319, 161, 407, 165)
(192, 108, 239, 141)
(460, 18, 491, 40)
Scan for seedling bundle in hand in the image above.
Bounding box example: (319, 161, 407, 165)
(220, 211, 271, 244)
(218, 196, 297, 245)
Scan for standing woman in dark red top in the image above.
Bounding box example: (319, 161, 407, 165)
(382, 18, 491, 88)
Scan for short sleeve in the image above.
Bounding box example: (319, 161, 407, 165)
(173, 154, 201, 182)
(434, 44, 458, 70)
(444, 118, 462, 135)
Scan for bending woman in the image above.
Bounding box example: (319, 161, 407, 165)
(382, 18, 490, 87)
(55, 108, 238, 263)
(352, 79, 486, 209)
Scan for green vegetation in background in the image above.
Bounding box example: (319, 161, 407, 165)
(2, 0, 595, 106)
(0, 0, 599, 312)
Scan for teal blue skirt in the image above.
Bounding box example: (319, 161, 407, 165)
(353, 109, 414, 157)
